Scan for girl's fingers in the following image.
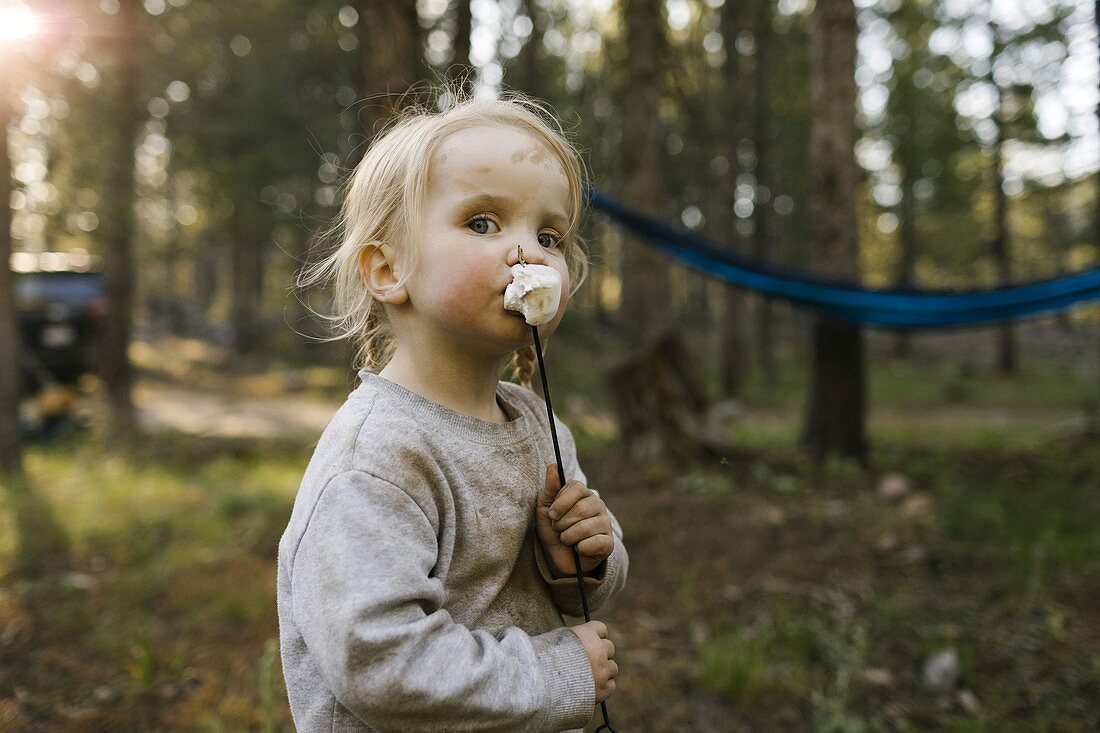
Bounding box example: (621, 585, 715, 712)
(574, 533, 614, 558)
(551, 496, 603, 530)
(559, 515, 609, 545)
(548, 482, 593, 520)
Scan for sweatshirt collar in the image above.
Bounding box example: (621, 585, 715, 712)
(355, 370, 532, 446)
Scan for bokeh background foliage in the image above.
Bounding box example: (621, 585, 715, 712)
(0, 0, 1098, 730)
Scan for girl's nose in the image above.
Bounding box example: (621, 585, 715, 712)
(507, 243, 545, 267)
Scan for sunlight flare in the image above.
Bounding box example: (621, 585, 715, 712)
(0, 5, 39, 45)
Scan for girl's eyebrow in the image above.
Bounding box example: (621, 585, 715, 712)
(456, 192, 517, 209)
(454, 193, 569, 227)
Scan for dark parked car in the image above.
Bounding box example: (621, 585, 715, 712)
(11, 250, 109, 396)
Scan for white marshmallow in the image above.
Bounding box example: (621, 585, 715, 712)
(503, 263, 562, 326)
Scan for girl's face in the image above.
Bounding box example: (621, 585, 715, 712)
(404, 124, 573, 352)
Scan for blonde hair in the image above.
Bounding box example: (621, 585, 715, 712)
(295, 83, 591, 389)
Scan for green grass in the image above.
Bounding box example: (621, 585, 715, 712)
(694, 597, 870, 718)
(695, 614, 815, 708)
(729, 355, 1095, 411)
(931, 441, 1100, 591)
(0, 429, 309, 730)
(686, 427, 1098, 730)
(4, 433, 308, 574)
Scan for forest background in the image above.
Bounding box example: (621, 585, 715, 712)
(0, 0, 1098, 730)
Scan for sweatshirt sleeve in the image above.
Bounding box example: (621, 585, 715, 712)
(290, 469, 596, 732)
(533, 415, 630, 617)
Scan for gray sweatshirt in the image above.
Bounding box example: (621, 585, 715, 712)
(277, 370, 628, 732)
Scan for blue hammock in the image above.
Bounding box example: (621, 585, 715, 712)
(585, 188, 1100, 329)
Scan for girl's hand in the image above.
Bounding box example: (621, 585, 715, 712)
(569, 620, 618, 704)
(535, 464, 614, 578)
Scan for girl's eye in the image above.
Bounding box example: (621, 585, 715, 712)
(467, 216, 499, 235)
(538, 231, 562, 249)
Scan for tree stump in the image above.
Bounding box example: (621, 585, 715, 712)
(603, 326, 749, 463)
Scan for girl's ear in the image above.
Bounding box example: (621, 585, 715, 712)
(358, 241, 408, 305)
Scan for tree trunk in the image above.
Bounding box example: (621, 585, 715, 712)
(713, 0, 751, 397)
(98, 0, 143, 442)
(358, 0, 423, 140)
(0, 65, 24, 480)
(507, 0, 543, 95)
(804, 314, 867, 460)
(801, 0, 867, 465)
(446, 0, 473, 95)
(164, 228, 186, 335)
(618, 0, 669, 340)
(194, 247, 218, 334)
(1045, 198, 1074, 332)
(230, 217, 262, 355)
(751, 0, 777, 389)
(287, 229, 316, 359)
(892, 173, 917, 358)
(991, 84, 1016, 375)
(699, 186, 740, 396)
(0, 66, 72, 573)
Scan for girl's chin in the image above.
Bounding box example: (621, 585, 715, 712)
(495, 307, 561, 344)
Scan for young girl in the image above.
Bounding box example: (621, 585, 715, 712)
(277, 88, 628, 732)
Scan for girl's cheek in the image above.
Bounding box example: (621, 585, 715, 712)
(434, 261, 497, 314)
(436, 289, 480, 321)
(557, 266, 571, 308)
(541, 265, 570, 330)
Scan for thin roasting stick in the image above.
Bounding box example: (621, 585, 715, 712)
(518, 245, 618, 732)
